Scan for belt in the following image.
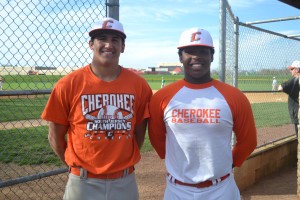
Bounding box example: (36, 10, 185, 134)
(167, 173, 230, 188)
(70, 166, 135, 179)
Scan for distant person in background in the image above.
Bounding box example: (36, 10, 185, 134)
(278, 60, 300, 137)
(0, 76, 3, 90)
(272, 77, 277, 94)
(161, 77, 165, 88)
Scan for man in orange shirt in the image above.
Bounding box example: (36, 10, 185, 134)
(148, 27, 257, 199)
(41, 17, 152, 200)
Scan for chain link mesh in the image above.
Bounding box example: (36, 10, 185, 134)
(0, 0, 107, 199)
(224, 2, 300, 149)
(238, 24, 300, 84)
(1, 0, 300, 199)
(237, 24, 300, 147)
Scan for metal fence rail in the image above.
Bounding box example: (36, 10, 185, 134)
(0, 168, 68, 189)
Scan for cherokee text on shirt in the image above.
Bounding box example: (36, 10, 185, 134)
(81, 93, 135, 115)
(171, 108, 221, 124)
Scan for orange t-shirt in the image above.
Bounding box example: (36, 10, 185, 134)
(41, 65, 152, 174)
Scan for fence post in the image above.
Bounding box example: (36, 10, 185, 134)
(297, 77, 300, 198)
(107, 0, 119, 20)
(219, 0, 226, 82)
(233, 17, 239, 88)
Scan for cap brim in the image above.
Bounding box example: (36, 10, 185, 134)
(89, 29, 126, 39)
(177, 44, 214, 49)
(288, 66, 296, 70)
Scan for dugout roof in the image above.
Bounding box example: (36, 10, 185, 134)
(279, 0, 300, 9)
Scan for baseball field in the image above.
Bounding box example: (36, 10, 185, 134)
(0, 73, 295, 199)
(0, 73, 292, 91)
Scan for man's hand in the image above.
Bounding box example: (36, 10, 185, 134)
(48, 122, 69, 166)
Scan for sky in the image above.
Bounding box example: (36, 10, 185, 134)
(118, 0, 300, 70)
(0, 0, 299, 71)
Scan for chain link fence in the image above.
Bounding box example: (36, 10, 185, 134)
(223, 1, 300, 148)
(0, 0, 108, 199)
(1, 0, 300, 199)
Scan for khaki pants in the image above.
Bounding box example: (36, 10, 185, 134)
(63, 172, 138, 200)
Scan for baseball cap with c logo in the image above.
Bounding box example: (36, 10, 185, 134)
(89, 17, 126, 39)
(177, 28, 213, 49)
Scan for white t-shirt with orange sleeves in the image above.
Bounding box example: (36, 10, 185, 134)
(149, 79, 257, 183)
(41, 65, 152, 175)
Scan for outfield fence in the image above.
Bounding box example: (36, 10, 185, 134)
(0, 0, 300, 199)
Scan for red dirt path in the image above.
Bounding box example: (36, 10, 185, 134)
(0, 92, 297, 199)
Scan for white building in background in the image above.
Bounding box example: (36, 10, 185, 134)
(158, 62, 183, 74)
(0, 65, 33, 75)
(0, 65, 81, 75)
(144, 62, 183, 74)
(157, 62, 182, 70)
(145, 67, 169, 74)
(0, 64, 181, 76)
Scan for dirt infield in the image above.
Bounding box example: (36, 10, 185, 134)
(0, 91, 295, 199)
(153, 90, 288, 104)
(137, 152, 298, 200)
(1, 150, 295, 199)
(243, 92, 287, 104)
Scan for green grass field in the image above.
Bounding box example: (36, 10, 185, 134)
(0, 126, 153, 166)
(0, 97, 48, 122)
(251, 102, 290, 127)
(0, 101, 291, 165)
(0, 73, 293, 165)
(0, 126, 61, 165)
(0, 96, 290, 126)
(0, 74, 292, 91)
